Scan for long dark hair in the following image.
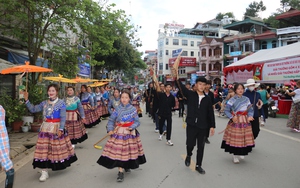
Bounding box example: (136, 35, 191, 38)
(233, 83, 245, 93)
(80, 85, 88, 100)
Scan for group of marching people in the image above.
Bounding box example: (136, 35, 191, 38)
(18, 83, 145, 184)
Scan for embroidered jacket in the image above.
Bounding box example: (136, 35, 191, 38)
(65, 96, 85, 118)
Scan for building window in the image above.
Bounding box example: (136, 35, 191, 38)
(166, 50, 169, 55)
(261, 41, 267, 49)
(214, 62, 221, 71)
(245, 43, 251, 52)
(159, 50, 163, 57)
(197, 41, 201, 46)
(272, 40, 277, 48)
(209, 49, 212, 56)
(182, 39, 188, 46)
(165, 64, 169, 70)
(181, 51, 187, 56)
(173, 39, 179, 45)
(214, 47, 221, 58)
(183, 69, 186, 74)
(165, 38, 169, 45)
(159, 63, 163, 70)
(201, 63, 206, 71)
(191, 41, 194, 47)
(201, 49, 206, 57)
(191, 51, 194, 56)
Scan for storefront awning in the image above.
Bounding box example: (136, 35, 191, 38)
(0, 58, 15, 72)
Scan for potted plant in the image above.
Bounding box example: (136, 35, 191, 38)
(0, 90, 27, 132)
(21, 122, 29, 132)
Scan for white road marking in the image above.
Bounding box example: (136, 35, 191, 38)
(261, 127, 300, 143)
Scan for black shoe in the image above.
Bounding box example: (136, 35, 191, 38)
(125, 169, 131, 173)
(117, 172, 124, 182)
(185, 156, 191, 167)
(195, 166, 205, 174)
(205, 138, 210, 144)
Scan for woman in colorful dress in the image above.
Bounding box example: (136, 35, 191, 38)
(100, 86, 110, 117)
(88, 86, 101, 124)
(65, 86, 88, 148)
(131, 87, 142, 117)
(95, 87, 103, 119)
(221, 83, 255, 164)
(80, 85, 99, 128)
(286, 80, 300, 132)
(97, 90, 146, 182)
(24, 84, 77, 182)
(108, 88, 121, 115)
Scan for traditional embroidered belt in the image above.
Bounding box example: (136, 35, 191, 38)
(45, 118, 60, 122)
(66, 110, 77, 112)
(116, 121, 134, 127)
(232, 111, 248, 115)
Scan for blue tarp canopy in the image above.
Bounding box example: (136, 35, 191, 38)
(1, 46, 48, 68)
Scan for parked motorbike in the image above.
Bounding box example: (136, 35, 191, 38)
(268, 100, 279, 118)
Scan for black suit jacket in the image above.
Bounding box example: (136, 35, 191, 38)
(176, 80, 215, 129)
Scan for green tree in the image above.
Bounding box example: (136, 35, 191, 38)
(215, 12, 235, 20)
(280, 0, 300, 10)
(244, 1, 266, 18)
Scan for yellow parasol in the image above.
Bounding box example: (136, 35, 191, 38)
(99, 78, 113, 82)
(0, 61, 53, 91)
(72, 76, 94, 83)
(88, 82, 108, 87)
(43, 74, 77, 83)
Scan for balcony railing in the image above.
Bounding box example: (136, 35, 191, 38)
(224, 32, 254, 41)
(277, 26, 300, 35)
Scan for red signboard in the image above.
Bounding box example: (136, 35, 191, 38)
(169, 57, 196, 67)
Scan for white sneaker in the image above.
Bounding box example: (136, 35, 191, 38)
(166, 140, 174, 146)
(233, 156, 240, 164)
(72, 145, 75, 149)
(239, 156, 245, 160)
(86, 130, 89, 134)
(39, 170, 49, 182)
(158, 135, 163, 141)
(155, 129, 159, 133)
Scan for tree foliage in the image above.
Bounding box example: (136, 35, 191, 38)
(215, 12, 235, 20)
(0, 0, 145, 84)
(244, 1, 266, 18)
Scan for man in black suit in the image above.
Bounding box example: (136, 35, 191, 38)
(175, 74, 215, 174)
(204, 80, 215, 144)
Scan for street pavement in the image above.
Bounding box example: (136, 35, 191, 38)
(1, 105, 300, 188)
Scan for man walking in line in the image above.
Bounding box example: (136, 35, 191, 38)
(173, 69, 215, 174)
(153, 76, 175, 146)
(204, 80, 215, 144)
(0, 105, 14, 188)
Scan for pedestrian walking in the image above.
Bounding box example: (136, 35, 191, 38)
(175, 76, 215, 174)
(204, 80, 215, 144)
(153, 77, 175, 146)
(131, 87, 142, 117)
(243, 79, 264, 139)
(97, 90, 146, 182)
(24, 84, 77, 182)
(0, 105, 14, 188)
(108, 88, 121, 114)
(80, 85, 99, 128)
(257, 84, 270, 125)
(64, 86, 88, 148)
(221, 83, 255, 164)
(286, 80, 300, 132)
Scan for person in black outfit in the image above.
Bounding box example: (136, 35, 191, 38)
(143, 82, 154, 117)
(175, 76, 216, 175)
(153, 78, 175, 146)
(204, 80, 215, 144)
(177, 90, 185, 117)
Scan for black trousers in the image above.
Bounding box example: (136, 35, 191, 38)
(250, 117, 260, 139)
(159, 115, 172, 140)
(186, 125, 208, 167)
(178, 100, 184, 116)
(145, 100, 150, 113)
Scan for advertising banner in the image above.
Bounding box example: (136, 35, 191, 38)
(78, 62, 90, 77)
(226, 70, 253, 83)
(169, 57, 196, 67)
(262, 57, 300, 81)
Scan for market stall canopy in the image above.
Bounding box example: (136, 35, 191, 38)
(0, 58, 15, 72)
(226, 41, 300, 68)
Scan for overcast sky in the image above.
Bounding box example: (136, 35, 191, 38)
(106, 0, 282, 54)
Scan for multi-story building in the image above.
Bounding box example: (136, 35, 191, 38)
(276, 8, 300, 46)
(157, 20, 232, 83)
(223, 16, 277, 66)
(199, 37, 224, 84)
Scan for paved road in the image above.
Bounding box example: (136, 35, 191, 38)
(3, 106, 300, 188)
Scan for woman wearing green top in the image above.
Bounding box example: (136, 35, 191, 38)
(258, 84, 269, 122)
